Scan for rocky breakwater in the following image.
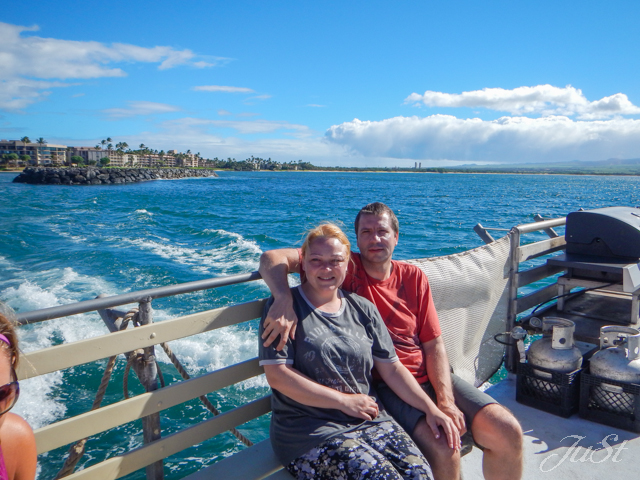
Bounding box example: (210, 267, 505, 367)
(13, 167, 218, 185)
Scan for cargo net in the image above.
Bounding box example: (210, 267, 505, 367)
(406, 234, 511, 387)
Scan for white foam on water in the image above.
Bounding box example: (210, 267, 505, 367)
(0, 267, 124, 429)
(236, 373, 269, 390)
(155, 324, 259, 374)
(123, 229, 263, 276)
(47, 223, 87, 244)
(13, 372, 66, 429)
(135, 209, 153, 216)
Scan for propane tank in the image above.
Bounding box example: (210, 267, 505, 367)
(527, 317, 583, 378)
(589, 326, 640, 412)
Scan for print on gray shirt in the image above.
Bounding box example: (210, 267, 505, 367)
(259, 286, 399, 464)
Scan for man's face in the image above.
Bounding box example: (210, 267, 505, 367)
(356, 213, 399, 265)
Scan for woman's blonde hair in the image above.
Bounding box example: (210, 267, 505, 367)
(0, 310, 19, 367)
(301, 223, 351, 259)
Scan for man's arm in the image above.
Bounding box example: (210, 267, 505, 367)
(259, 248, 301, 350)
(423, 336, 467, 435)
(376, 359, 460, 450)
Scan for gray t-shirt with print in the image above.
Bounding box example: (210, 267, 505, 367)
(259, 286, 399, 465)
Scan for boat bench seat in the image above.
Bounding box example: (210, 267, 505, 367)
(183, 433, 474, 480)
(182, 438, 292, 480)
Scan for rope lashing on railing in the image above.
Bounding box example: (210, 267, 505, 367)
(159, 341, 254, 447)
(55, 305, 254, 478)
(56, 307, 141, 478)
(54, 355, 118, 479)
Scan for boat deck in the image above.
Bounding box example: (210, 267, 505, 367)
(461, 375, 639, 479)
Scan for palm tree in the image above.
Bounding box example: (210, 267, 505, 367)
(139, 143, 146, 150)
(106, 137, 112, 143)
(101, 139, 107, 150)
(20, 136, 31, 144)
(36, 137, 46, 166)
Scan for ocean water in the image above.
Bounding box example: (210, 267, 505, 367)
(2, 170, 640, 478)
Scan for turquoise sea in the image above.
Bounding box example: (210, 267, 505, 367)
(2, 170, 640, 478)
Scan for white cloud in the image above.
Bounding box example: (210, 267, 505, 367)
(103, 101, 181, 118)
(405, 85, 640, 119)
(248, 94, 272, 100)
(0, 22, 215, 110)
(325, 114, 640, 163)
(122, 118, 341, 164)
(217, 109, 232, 116)
(160, 117, 310, 136)
(193, 85, 254, 93)
(306, 104, 326, 108)
(0, 78, 70, 110)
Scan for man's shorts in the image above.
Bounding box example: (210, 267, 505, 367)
(375, 374, 496, 444)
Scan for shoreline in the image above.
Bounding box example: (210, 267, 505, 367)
(4, 167, 640, 177)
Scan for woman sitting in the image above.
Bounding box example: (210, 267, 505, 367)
(0, 309, 37, 480)
(259, 223, 459, 479)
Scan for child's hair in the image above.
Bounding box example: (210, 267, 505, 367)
(301, 223, 351, 259)
(0, 309, 19, 367)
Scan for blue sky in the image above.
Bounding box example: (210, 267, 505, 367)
(2, 0, 640, 167)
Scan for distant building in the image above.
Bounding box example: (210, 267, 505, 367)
(68, 147, 101, 165)
(2, 139, 202, 168)
(0, 140, 67, 166)
(87, 150, 139, 167)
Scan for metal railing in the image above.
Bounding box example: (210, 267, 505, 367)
(16, 271, 261, 325)
(16, 214, 573, 479)
(504, 216, 568, 372)
(17, 271, 268, 480)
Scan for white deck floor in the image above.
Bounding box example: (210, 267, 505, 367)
(461, 374, 639, 479)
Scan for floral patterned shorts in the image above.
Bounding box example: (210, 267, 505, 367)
(287, 420, 433, 480)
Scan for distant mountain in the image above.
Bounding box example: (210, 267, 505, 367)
(450, 157, 640, 173)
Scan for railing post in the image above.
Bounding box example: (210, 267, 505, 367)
(473, 223, 495, 244)
(506, 228, 521, 373)
(137, 298, 164, 480)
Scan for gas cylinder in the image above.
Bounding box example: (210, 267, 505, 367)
(589, 326, 640, 413)
(527, 317, 583, 378)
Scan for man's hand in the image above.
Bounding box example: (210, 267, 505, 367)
(261, 295, 299, 351)
(259, 248, 301, 351)
(424, 406, 462, 451)
(438, 400, 467, 436)
(338, 393, 379, 421)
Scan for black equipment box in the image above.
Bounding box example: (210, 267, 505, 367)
(565, 207, 640, 260)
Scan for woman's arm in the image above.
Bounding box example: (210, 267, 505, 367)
(375, 360, 461, 451)
(259, 248, 301, 350)
(1, 413, 37, 480)
(263, 364, 379, 421)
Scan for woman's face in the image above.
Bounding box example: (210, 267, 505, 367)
(0, 352, 13, 427)
(302, 236, 349, 295)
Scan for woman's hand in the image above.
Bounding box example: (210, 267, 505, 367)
(338, 393, 379, 421)
(264, 365, 379, 421)
(262, 296, 299, 351)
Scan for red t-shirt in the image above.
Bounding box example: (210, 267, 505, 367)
(299, 250, 441, 383)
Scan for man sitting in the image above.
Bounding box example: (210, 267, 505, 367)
(259, 202, 523, 480)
